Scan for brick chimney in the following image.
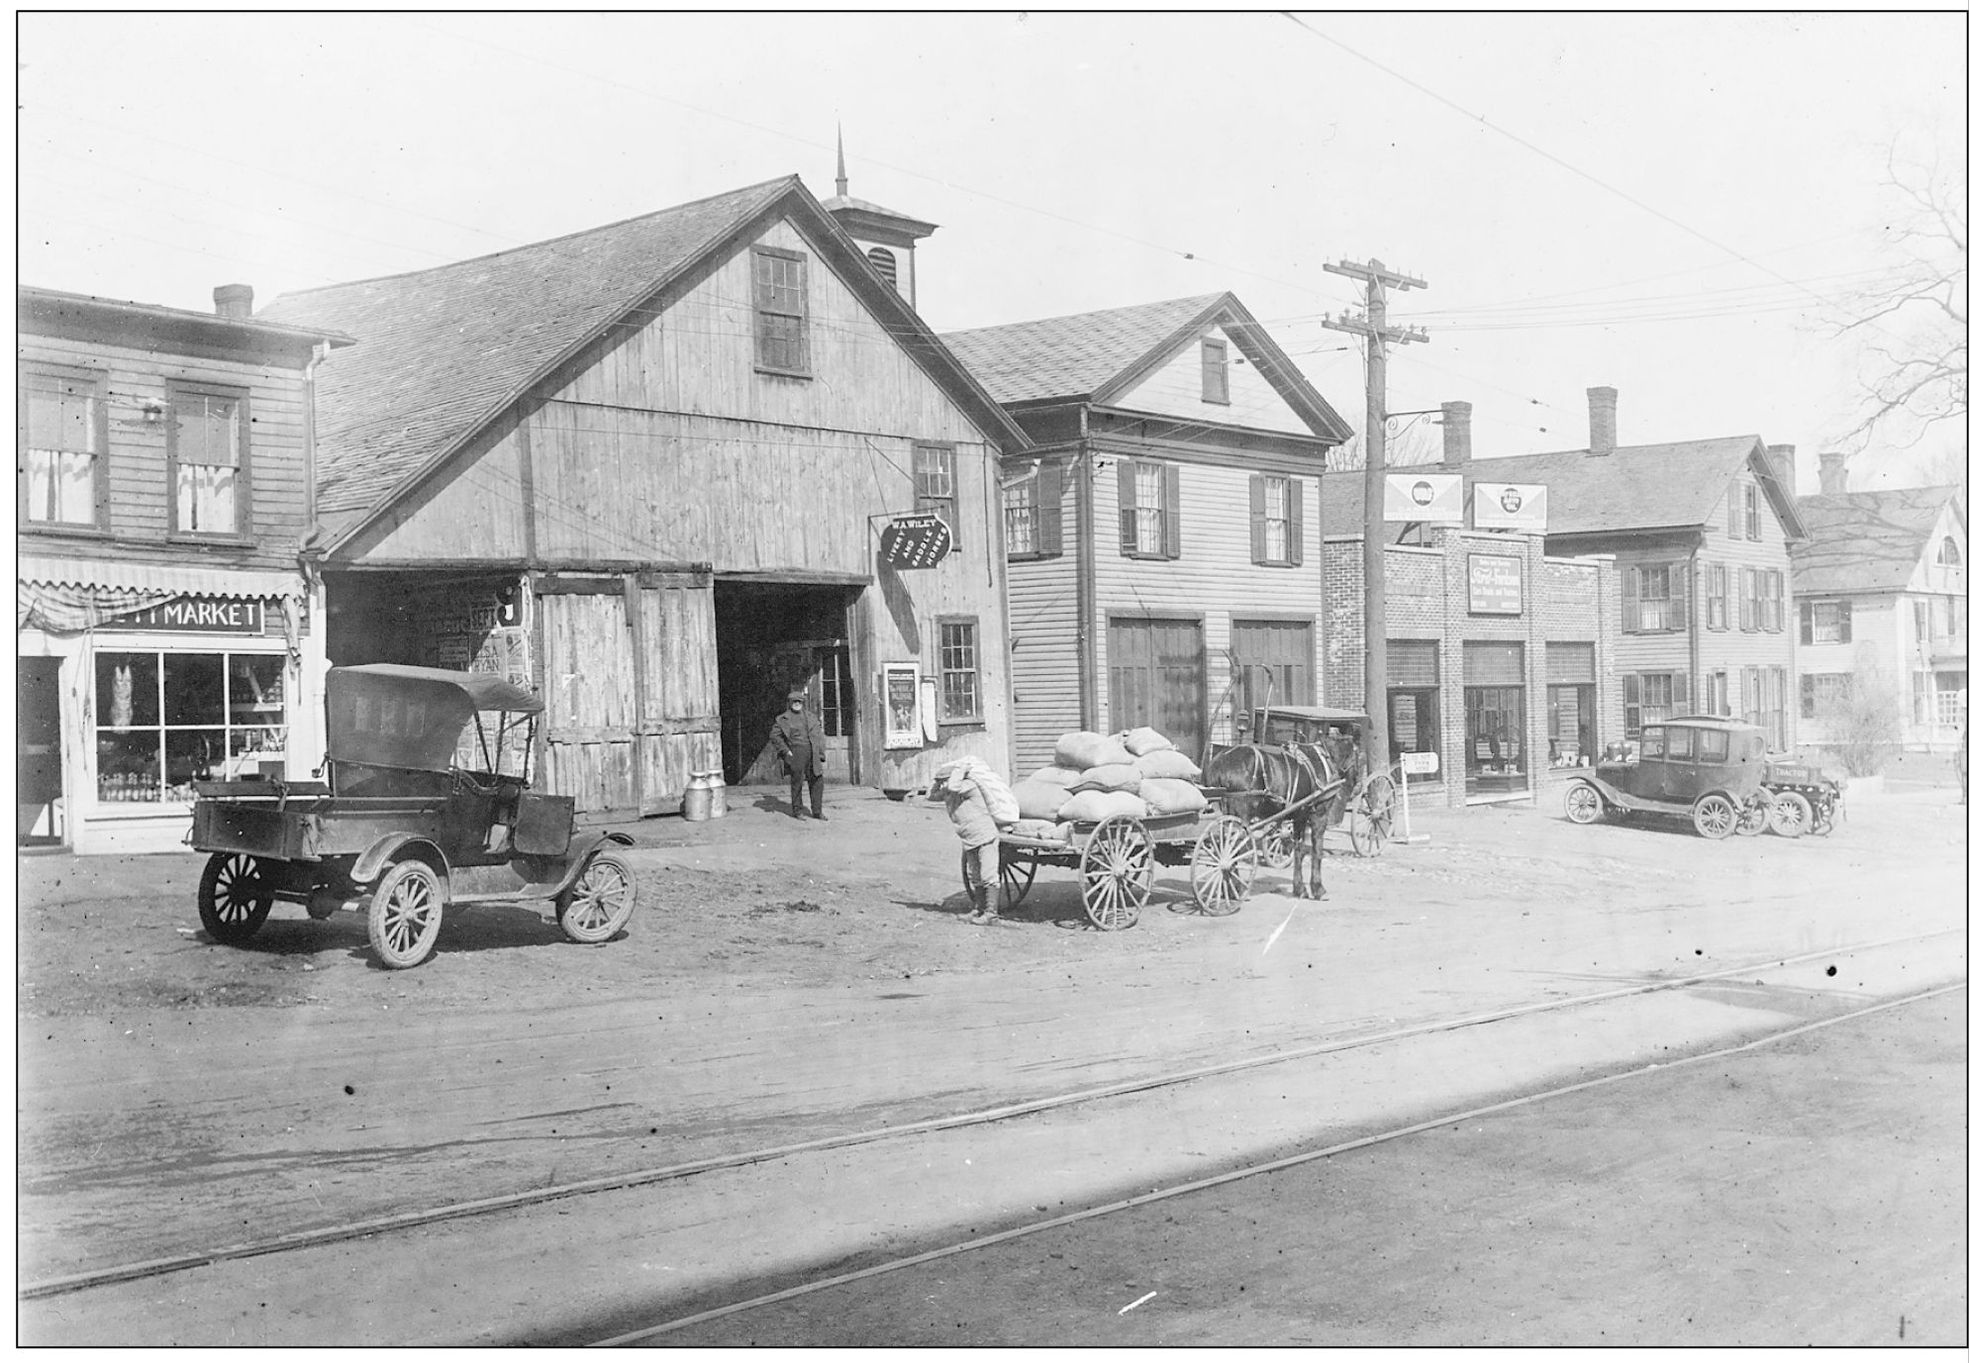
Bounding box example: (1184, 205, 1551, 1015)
(1441, 401, 1473, 467)
(213, 284, 253, 319)
(1587, 386, 1618, 456)
(1766, 443, 1795, 500)
(1818, 449, 1849, 495)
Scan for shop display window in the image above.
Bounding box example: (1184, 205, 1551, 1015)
(95, 651, 286, 803)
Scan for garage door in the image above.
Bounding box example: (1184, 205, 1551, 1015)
(1231, 618, 1315, 715)
(1108, 617, 1206, 759)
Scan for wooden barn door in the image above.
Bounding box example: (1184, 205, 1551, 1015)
(536, 571, 721, 818)
(1108, 617, 1206, 759)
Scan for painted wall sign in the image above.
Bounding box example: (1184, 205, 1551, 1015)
(1473, 482, 1549, 531)
(1468, 553, 1525, 615)
(1384, 474, 1465, 524)
(879, 514, 953, 569)
(102, 596, 266, 634)
(881, 661, 923, 749)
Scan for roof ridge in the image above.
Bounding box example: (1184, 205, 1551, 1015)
(944, 291, 1229, 337)
(272, 175, 800, 302)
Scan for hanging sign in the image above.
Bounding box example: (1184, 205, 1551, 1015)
(1473, 482, 1548, 532)
(1468, 553, 1525, 615)
(101, 596, 266, 634)
(1384, 474, 1464, 524)
(879, 514, 953, 569)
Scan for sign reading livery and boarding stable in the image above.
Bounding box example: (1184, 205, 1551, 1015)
(101, 596, 266, 634)
(879, 513, 953, 569)
(1473, 482, 1549, 532)
(1468, 553, 1525, 616)
(1384, 473, 1464, 524)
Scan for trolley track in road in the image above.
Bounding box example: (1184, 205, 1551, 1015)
(18, 928, 1963, 1304)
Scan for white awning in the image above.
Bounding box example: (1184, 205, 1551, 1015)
(16, 555, 303, 600)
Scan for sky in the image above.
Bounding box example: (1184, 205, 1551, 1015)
(17, 11, 1967, 494)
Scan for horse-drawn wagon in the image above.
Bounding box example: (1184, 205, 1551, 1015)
(189, 664, 638, 968)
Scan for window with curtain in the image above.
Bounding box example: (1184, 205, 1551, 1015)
(21, 366, 104, 526)
(1003, 475, 1035, 556)
(170, 385, 247, 535)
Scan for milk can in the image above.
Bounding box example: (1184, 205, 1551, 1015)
(681, 771, 714, 822)
(705, 770, 729, 818)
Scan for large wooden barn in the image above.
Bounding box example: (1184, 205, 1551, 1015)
(262, 176, 1027, 815)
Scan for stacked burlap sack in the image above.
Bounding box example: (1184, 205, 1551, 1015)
(1010, 726, 1208, 825)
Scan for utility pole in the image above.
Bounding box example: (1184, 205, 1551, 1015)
(1323, 259, 1428, 774)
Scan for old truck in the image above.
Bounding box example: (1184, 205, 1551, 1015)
(1562, 716, 1842, 840)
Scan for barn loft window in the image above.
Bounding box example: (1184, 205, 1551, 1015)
(752, 246, 810, 376)
(913, 442, 959, 549)
(1201, 337, 1230, 404)
(866, 246, 898, 287)
(169, 382, 250, 538)
(20, 364, 106, 528)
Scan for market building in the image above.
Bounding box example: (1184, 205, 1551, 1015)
(942, 293, 1352, 777)
(259, 175, 1028, 816)
(16, 285, 352, 853)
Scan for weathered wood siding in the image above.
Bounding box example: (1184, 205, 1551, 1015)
(1088, 451, 1323, 755)
(1004, 454, 1083, 777)
(1109, 326, 1315, 435)
(17, 332, 312, 572)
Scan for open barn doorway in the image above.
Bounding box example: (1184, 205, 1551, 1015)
(714, 580, 860, 785)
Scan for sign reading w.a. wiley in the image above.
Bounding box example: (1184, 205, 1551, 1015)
(879, 513, 953, 569)
(103, 596, 266, 634)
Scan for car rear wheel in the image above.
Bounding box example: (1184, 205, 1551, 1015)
(1691, 794, 1737, 840)
(1563, 783, 1603, 825)
(1768, 791, 1811, 838)
(1736, 801, 1769, 836)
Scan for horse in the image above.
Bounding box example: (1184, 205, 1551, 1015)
(1203, 734, 1358, 900)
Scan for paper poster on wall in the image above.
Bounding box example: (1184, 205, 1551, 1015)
(918, 679, 939, 743)
(882, 662, 923, 749)
(1384, 473, 1464, 524)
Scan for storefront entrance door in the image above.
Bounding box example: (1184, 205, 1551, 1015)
(16, 657, 64, 846)
(1465, 685, 1528, 795)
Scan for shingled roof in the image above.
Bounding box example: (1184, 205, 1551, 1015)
(1320, 436, 1804, 541)
(1791, 485, 1963, 595)
(942, 292, 1352, 443)
(261, 176, 1023, 539)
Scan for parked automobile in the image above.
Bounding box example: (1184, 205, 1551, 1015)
(1562, 716, 1842, 839)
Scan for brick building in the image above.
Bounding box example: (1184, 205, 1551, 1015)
(1323, 528, 1618, 808)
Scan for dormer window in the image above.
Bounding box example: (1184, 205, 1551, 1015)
(1201, 338, 1230, 405)
(866, 246, 898, 288)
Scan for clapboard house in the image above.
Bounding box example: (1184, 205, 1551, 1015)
(261, 176, 1027, 815)
(943, 294, 1352, 777)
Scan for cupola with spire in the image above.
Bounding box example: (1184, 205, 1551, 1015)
(821, 129, 937, 308)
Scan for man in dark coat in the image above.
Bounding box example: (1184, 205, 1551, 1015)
(769, 687, 827, 819)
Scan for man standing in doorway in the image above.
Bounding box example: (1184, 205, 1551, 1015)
(770, 687, 827, 820)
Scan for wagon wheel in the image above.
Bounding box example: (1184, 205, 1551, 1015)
(1767, 791, 1811, 839)
(557, 851, 638, 944)
(1350, 771, 1397, 857)
(1691, 794, 1737, 840)
(1077, 816, 1154, 931)
(1189, 817, 1257, 916)
(1562, 783, 1603, 825)
(1736, 800, 1769, 836)
(366, 858, 446, 969)
(1253, 820, 1295, 868)
(197, 852, 275, 944)
(961, 844, 1039, 911)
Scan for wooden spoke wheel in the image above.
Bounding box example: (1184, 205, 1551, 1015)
(1350, 771, 1397, 857)
(367, 858, 446, 969)
(961, 844, 1039, 911)
(1563, 783, 1604, 826)
(197, 852, 275, 944)
(1736, 800, 1770, 836)
(1809, 795, 1841, 836)
(1253, 821, 1295, 868)
(1077, 816, 1154, 931)
(1767, 790, 1811, 839)
(557, 851, 639, 944)
(1691, 793, 1738, 840)
(1189, 817, 1257, 916)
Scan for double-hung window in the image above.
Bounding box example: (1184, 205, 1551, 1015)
(1003, 475, 1035, 556)
(1800, 600, 1852, 644)
(1623, 670, 1686, 736)
(1264, 477, 1289, 562)
(1704, 563, 1728, 629)
(1636, 565, 1672, 631)
(1201, 338, 1230, 404)
(752, 246, 810, 375)
(20, 364, 106, 529)
(1743, 483, 1761, 541)
(169, 383, 249, 537)
(913, 443, 959, 548)
(1120, 459, 1180, 559)
(938, 617, 980, 722)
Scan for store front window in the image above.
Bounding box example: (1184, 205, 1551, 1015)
(95, 651, 287, 803)
(1546, 642, 1596, 768)
(1465, 641, 1527, 795)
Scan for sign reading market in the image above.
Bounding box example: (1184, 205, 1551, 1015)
(104, 596, 267, 634)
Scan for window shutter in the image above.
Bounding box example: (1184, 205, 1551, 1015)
(1623, 674, 1641, 736)
(1798, 602, 1811, 644)
(949, 451, 962, 551)
(1837, 599, 1851, 643)
(1164, 463, 1182, 559)
(912, 445, 932, 509)
(1740, 568, 1753, 633)
(1743, 666, 1754, 718)
(1288, 478, 1305, 567)
(1621, 567, 1638, 632)
(1249, 475, 1267, 564)
(1771, 573, 1784, 633)
(1800, 674, 1813, 719)
(1716, 670, 1729, 716)
(1668, 562, 1688, 631)
(1672, 671, 1689, 710)
(1728, 488, 1742, 538)
(1037, 460, 1063, 557)
(1118, 459, 1138, 556)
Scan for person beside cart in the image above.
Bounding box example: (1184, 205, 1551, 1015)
(934, 758, 1010, 926)
(769, 688, 827, 820)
